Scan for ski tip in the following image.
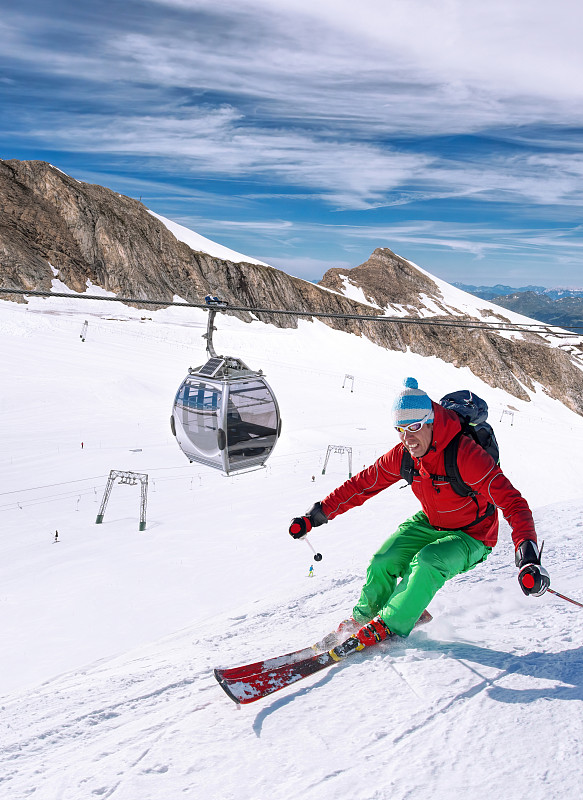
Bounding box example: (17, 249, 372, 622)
(213, 668, 242, 706)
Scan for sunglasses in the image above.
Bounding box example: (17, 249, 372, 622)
(395, 413, 431, 434)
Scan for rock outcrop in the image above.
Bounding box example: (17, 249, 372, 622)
(2, 158, 583, 414)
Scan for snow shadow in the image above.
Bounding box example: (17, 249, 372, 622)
(416, 639, 583, 703)
(251, 638, 583, 734)
(252, 668, 340, 736)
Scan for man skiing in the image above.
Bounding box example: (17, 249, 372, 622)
(289, 377, 550, 654)
(214, 377, 554, 704)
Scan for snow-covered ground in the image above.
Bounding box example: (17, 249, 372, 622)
(1, 261, 583, 799)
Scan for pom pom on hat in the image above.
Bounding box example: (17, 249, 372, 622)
(392, 377, 434, 428)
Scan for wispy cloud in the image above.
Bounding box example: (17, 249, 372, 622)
(2, 0, 583, 283)
(140, 0, 583, 124)
(23, 113, 582, 210)
(6, 2, 583, 133)
(180, 214, 583, 263)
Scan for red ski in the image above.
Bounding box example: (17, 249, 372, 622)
(213, 643, 322, 683)
(215, 648, 340, 704)
(214, 611, 432, 704)
(213, 622, 364, 683)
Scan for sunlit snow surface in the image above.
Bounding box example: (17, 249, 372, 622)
(1, 274, 582, 800)
(148, 210, 270, 266)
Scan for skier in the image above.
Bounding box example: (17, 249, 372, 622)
(289, 377, 550, 651)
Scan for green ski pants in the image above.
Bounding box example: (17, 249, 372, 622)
(352, 511, 491, 637)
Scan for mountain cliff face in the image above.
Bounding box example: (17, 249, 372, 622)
(2, 158, 583, 414)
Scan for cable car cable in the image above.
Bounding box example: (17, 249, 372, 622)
(3, 285, 581, 479)
(1, 286, 582, 336)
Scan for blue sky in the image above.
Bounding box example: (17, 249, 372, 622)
(2, 0, 583, 286)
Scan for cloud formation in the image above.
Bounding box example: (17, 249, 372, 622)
(1, 0, 583, 283)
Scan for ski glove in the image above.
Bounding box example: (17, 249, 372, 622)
(516, 540, 550, 597)
(289, 502, 328, 539)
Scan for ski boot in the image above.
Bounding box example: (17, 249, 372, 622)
(330, 617, 391, 660)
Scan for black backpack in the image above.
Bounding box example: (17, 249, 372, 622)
(399, 390, 499, 530)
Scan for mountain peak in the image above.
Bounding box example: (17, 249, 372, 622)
(320, 247, 440, 309)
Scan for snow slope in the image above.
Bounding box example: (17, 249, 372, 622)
(148, 210, 269, 266)
(1, 263, 582, 800)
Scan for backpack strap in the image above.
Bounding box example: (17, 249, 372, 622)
(399, 448, 416, 485)
(443, 431, 468, 496)
(400, 433, 466, 489)
(399, 432, 495, 530)
(443, 431, 495, 528)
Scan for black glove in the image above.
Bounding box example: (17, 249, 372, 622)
(289, 502, 328, 539)
(516, 540, 550, 597)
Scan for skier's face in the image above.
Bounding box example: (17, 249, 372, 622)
(399, 422, 433, 458)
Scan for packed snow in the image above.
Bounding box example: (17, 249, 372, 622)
(1, 262, 582, 800)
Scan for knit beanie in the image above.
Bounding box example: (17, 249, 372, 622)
(392, 377, 434, 427)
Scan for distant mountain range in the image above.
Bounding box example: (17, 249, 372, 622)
(454, 284, 583, 333)
(454, 283, 583, 300)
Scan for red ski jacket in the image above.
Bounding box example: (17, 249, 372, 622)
(321, 402, 536, 549)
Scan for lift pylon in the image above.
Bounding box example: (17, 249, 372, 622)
(95, 470, 149, 531)
(321, 445, 353, 478)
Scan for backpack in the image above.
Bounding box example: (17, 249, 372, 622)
(399, 390, 499, 530)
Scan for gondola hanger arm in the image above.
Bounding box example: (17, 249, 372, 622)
(203, 296, 229, 358)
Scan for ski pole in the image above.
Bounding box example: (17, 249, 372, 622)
(304, 537, 323, 562)
(535, 542, 583, 608)
(547, 588, 583, 609)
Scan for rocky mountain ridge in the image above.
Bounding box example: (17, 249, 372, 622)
(2, 158, 583, 414)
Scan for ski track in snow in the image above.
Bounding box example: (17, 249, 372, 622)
(1, 294, 583, 800)
(2, 554, 582, 800)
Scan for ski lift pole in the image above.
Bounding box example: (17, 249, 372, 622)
(547, 588, 583, 609)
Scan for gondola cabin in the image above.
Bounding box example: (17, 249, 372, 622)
(171, 355, 281, 475)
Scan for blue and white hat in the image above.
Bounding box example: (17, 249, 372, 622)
(392, 377, 434, 427)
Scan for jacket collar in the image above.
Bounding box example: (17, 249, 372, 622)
(416, 402, 461, 466)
